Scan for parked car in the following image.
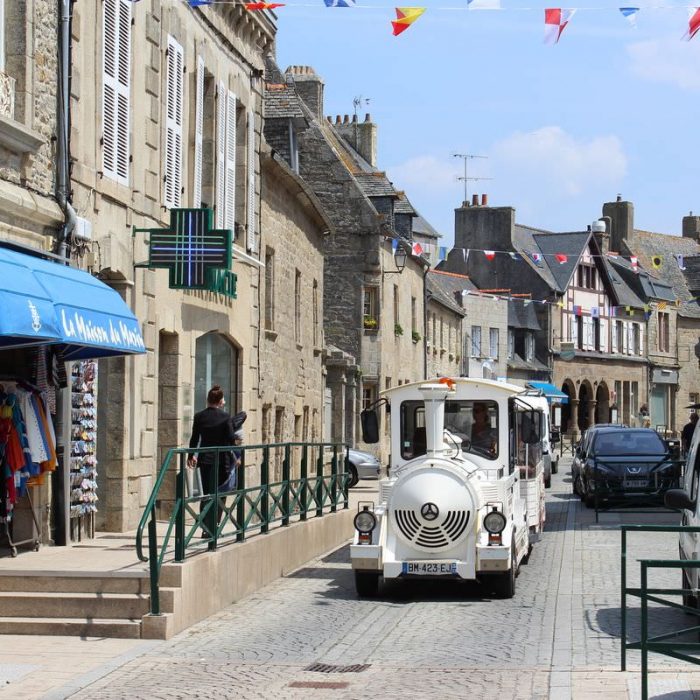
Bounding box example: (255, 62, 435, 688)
(664, 410, 700, 607)
(571, 425, 623, 497)
(346, 448, 381, 487)
(580, 428, 682, 507)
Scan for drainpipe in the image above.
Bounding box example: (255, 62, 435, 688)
(56, 0, 77, 260)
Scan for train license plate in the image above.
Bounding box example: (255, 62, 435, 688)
(402, 562, 457, 575)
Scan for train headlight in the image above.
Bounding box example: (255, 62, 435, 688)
(354, 509, 377, 534)
(483, 510, 507, 534)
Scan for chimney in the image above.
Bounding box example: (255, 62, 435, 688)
(333, 112, 378, 167)
(682, 212, 700, 241)
(286, 65, 324, 119)
(454, 201, 515, 256)
(592, 219, 609, 254)
(481, 194, 488, 206)
(602, 198, 634, 253)
(471, 194, 479, 206)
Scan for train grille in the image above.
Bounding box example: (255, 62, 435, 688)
(393, 509, 470, 549)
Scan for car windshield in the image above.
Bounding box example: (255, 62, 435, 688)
(593, 431, 666, 456)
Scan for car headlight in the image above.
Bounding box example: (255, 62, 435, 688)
(483, 510, 507, 534)
(354, 509, 377, 534)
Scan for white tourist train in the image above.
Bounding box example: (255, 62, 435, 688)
(350, 377, 547, 598)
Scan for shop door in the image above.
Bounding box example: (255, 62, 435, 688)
(194, 333, 238, 413)
(650, 385, 667, 433)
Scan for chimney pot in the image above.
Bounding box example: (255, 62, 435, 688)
(481, 194, 488, 206)
(365, 113, 371, 122)
(343, 114, 349, 124)
(335, 115, 341, 124)
(471, 194, 479, 206)
(352, 114, 358, 122)
(616, 193, 622, 202)
(326, 115, 331, 122)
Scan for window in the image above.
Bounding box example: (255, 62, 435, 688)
(577, 265, 584, 287)
(164, 36, 184, 209)
(431, 313, 436, 347)
(508, 330, 514, 359)
(470, 326, 481, 357)
(362, 383, 377, 411)
(102, 0, 131, 185)
(312, 279, 319, 347)
(525, 333, 535, 362)
(264, 248, 274, 331)
(632, 323, 640, 355)
(393, 284, 399, 328)
(194, 333, 237, 413)
(489, 328, 499, 359)
(294, 269, 301, 345)
(302, 406, 309, 442)
(658, 311, 670, 352)
(289, 119, 299, 173)
(216, 83, 237, 230)
(247, 106, 257, 252)
(192, 57, 205, 208)
(363, 286, 379, 328)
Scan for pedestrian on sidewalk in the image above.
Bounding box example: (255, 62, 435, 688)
(187, 385, 236, 540)
(682, 413, 698, 456)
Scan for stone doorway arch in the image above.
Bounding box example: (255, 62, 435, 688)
(578, 381, 593, 432)
(561, 380, 575, 433)
(595, 382, 610, 424)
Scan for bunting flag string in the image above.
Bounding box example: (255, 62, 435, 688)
(171, 0, 700, 42)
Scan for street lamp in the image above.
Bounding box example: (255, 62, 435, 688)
(384, 246, 407, 275)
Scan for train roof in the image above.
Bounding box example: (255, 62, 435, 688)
(379, 377, 525, 399)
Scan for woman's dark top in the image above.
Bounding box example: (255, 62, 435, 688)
(188, 406, 235, 467)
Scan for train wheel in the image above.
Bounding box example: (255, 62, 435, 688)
(493, 544, 516, 599)
(354, 571, 380, 598)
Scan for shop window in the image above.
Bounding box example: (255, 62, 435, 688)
(194, 333, 237, 412)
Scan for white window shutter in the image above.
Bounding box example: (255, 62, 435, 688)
(638, 324, 644, 356)
(215, 80, 227, 228)
(164, 36, 183, 209)
(623, 323, 629, 354)
(247, 107, 256, 252)
(611, 322, 617, 353)
(224, 90, 237, 231)
(102, 0, 131, 185)
(193, 56, 204, 208)
(570, 316, 578, 345)
(600, 318, 608, 352)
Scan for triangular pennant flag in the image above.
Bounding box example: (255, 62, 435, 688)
(391, 239, 399, 253)
(557, 300, 564, 308)
(684, 7, 700, 40)
(391, 7, 426, 35)
(438, 246, 447, 261)
(544, 8, 575, 45)
(657, 301, 668, 311)
(531, 252, 542, 263)
(468, 0, 501, 8)
(591, 306, 599, 318)
(324, 0, 356, 6)
(651, 254, 663, 269)
(676, 254, 687, 271)
(508, 252, 522, 262)
(573, 305, 582, 316)
(411, 241, 424, 256)
(554, 253, 568, 264)
(245, 2, 285, 8)
(619, 7, 639, 28)
(484, 250, 496, 261)
(188, 0, 213, 5)
(626, 305, 633, 315)
(630, 256, 639, 273)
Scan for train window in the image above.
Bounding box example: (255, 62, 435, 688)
(400, 400, 499, 460)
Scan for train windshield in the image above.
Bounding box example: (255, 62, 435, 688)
(400, 400, 499, 461)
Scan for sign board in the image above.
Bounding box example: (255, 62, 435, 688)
(135, 208, 237, 298)
(559, 342, 575, 361)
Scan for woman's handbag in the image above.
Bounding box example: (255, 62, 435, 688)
(185, 465, 203, 498)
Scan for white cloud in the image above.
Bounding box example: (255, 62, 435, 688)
(627, 39, 700, 91)
(385, 155, 457, 195)
(491, 126, 627, 196)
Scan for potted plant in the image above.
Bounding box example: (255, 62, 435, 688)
(412, 331, 421, 343)
(394, 323, 404, 337)
(363, 316, 378, 330)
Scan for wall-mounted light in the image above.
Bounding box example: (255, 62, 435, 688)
(384, 247, 407, 275)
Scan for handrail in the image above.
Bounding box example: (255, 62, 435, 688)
(136, 441, 350, 616)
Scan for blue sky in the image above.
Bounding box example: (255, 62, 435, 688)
(275, 3, 700, 247)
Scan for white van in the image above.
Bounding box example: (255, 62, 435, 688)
(520, 394, 553, 489)
(664, 410, 700, 606)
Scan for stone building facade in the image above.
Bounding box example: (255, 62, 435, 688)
(66, 0, 314, 531)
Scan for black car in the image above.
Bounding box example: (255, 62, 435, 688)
(580, 428, 682, 507)
(572, 425, 625, 498)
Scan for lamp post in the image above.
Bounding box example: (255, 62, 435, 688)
(383, 246, 407, 275)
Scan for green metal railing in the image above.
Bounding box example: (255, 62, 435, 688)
(590, 464, 683, 523)
(620, 525, 700, 700)
(136, 442, 350, 615)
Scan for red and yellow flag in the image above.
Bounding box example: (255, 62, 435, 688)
(391, 7, 426, 35)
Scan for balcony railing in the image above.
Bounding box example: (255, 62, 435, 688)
(0, 71, 16, 120)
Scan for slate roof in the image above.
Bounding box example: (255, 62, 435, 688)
(413, 212, 441, 239)
(352, 172, 398, 198)
(684, 256, 700, 293)
(507, 353, 550, 372)
(394, 192, 417, 216)
(426, 270, 474, 315)
(532, 231, 591, 293)
(628, 229, 700, 319)
(508, 299, 542, 330)
(264, 83, 306, 119)
(601, 258, 648, 308)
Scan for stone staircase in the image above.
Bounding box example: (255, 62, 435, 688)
(0, 571, 177, 638)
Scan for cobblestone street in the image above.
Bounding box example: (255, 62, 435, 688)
(12, 458, 700, 699)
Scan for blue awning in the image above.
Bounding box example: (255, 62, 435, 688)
(0, 247, 145, 360)
(526, 381, 569, 404)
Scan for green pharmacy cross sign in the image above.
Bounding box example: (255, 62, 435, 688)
(134, 208, 237, 298)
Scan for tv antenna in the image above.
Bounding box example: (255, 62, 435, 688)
(452, 153, 492, 203)
(352, 96, 371, 151)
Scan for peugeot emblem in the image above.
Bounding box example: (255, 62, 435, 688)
(421, 502, 439, 521)
(627, 466, 642, 474)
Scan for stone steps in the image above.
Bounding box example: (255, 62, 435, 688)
(0, 591, 151, 619)
(0, 572, 150, 594)
(0, 615, 143, 638)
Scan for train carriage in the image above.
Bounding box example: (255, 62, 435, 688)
(350, 377, 546, 598)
